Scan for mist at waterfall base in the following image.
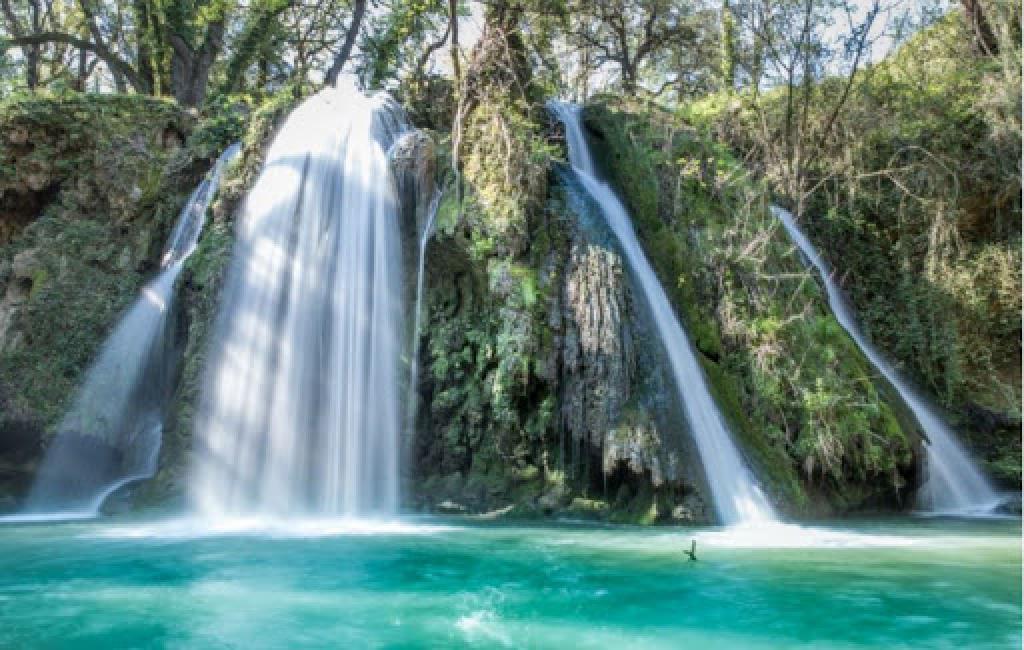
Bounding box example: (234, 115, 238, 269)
(771, 206, 1002, 517)
(189, 82, 406, 519)
(550, 102, 775, 526)
(10, 145, 241, 520)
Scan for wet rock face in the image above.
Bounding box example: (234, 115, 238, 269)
(0, 412, 44, 511)
(0, 247, 40, 355)
(390, 129, 438, 270)
(554, 179, 706, 520)
(961, 402, 1022, 487)
(560, 230, 634, 454)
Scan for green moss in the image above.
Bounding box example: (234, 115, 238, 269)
(0, 94, 198, 448)
(580, 97, 916, 515)
(687, 13, 1021, 484)
(567, 497, 610, 518)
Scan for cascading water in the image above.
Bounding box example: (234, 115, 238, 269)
(407, 189, 442, 430)
(551, 102, 775, 525)
(19, 144, 241, 517)
(190, 81, 408, 518)
(771, 206, 1000, 516)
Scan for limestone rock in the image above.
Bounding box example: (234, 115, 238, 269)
(560, 234, 633, 451)
(11, 248, 39, 283)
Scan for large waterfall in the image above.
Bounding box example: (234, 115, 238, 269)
(19, 144, 240, 517)
(551, 103, 776, 525)
(772, 206, 999, 515)
(190, 82, 407, 518)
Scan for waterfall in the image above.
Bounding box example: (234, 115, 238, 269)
(551, 102, 776, 525)
(20, 144, 240, 516)
(772, 206, 1000, 516)
(190, 81, 408, 518)
(407, 190, 442, 431)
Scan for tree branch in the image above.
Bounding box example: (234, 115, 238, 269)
(324, 0, 366, 85)
(1, 30, 145, 91)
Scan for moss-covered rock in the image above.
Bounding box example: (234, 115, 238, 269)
(410, 9, 712, 524)
(410, 9, 575, 518)
(0, 93, 204, 507)
(580, 98, 918, 515)
(690, 14, 1021, 488)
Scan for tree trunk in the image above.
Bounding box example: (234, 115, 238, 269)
(133, 0, 156, 92)
(620, 60, 637, 95)
(324, 0, 366, 86)
(167, 19, 224, 107)
(720, 0, 737, 90)
(24, 46, 40, 89)
(962, 0, 999, 56)
(0, 0, 41, 90)
(73, 46, 87, 91)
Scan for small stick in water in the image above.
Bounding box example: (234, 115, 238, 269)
(683, 539, 697, 561)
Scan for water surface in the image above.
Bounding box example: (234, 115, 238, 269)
(0, 517, 1018, 648)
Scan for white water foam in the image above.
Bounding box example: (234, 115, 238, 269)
(694, 523, 919, 549)
(86, 516, 455, 540)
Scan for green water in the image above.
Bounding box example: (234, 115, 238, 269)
(0, 517, 1018, 649)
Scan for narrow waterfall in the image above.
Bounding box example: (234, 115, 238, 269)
(772, 206, 999, 515)
(21, 144, 241, 516)
(190, 82, 408, 518)
(551, 103, 776, 525)
(407, 190, 442, 430)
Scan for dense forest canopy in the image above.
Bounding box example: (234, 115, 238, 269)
(0, 1, 1013, 100)
(0, 1, 1017, 198)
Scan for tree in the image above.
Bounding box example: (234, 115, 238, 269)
(961, 0, 998, 56)
(566, 0, 703, 95)
(150, 1, 228, 105)
(215, 0, 295, 95)
(0, 0, 374, 104)
(323, 0, 364, 84)
(0, 0, 46, 89)
(357, 0, 447, 89)
(720, 0, 737, 89)
(0, 0, 231, 104)
(729, 0, 882, 216)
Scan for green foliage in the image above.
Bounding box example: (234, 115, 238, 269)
(189, 94, 253, 159)
(582, 97, 917, 514)
(0, 93, 198, 439)
(359, 0, 448, 89)
(688, 10, 1021, 485)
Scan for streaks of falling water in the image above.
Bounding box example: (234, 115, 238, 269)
(771, 205, 1001, 516)
(20, 143, 241, 517)
(190, 81, 408, 518)
(407, 189, 442, 434)
(550, 101, 776, 525)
